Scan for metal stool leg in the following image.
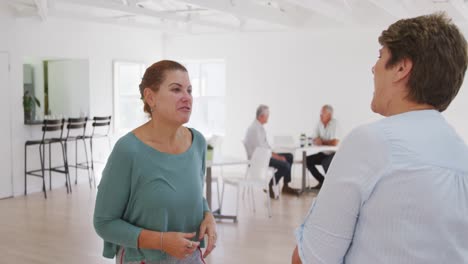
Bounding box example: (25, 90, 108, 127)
(39, 144, 47, 199)
(61, 141, 71, 194)
(66, 142, 72, 193)
(24, 144, 27, 196)
(89, 137, 96, 187)
(49, 143, 52, 190)
(82, 138, 92, 188)
(75, 139, 78, 184)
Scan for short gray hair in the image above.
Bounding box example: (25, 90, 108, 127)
(323, 104, 334, 116)
(256, 104, 269, 119)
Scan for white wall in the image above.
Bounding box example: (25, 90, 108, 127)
(0, 3, 164, 196)
(0, 52, 13, 198)
(164, 27, 468, 159)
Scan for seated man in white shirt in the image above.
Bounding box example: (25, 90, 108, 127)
(306, 105, 339, 190)
(292, 12, 468, 264)
(244, 105, 299, 199)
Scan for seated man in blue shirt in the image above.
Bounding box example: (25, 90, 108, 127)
(306, 104, 340, 190)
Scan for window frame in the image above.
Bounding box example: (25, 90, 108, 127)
(112, 60, 147, 135)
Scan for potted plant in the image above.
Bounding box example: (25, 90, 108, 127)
(23, 90, 40, 122)
(206, 144, 214, 161)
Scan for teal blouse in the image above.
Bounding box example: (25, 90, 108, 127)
(93, 128, 210, 262)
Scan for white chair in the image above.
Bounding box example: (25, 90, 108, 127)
(217, 140, 246, 213)
(222, 147, 276, 218)
(241, 140, 279, 199)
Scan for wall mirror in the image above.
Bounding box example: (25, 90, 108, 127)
(23, 57, 89, 123)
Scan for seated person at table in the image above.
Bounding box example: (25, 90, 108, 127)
(244, 104, 300, 198)
(306, 104, 340, 189)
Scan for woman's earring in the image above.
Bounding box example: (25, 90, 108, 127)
(150, 105, 156, 113)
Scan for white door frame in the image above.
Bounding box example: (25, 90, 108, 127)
(0, 51, 13, 199)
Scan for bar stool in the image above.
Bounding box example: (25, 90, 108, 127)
(86, 116, 111, 187)
(62, 117, 93, 190)
(24, 119, 71, 198)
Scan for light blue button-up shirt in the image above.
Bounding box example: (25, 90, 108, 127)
(295, 110, 468, 264)
(244, 119, 271, 159)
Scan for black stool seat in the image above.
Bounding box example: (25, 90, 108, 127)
(25, 138, 62, 145)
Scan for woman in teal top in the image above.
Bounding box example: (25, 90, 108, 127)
(94, 60, 217, 263)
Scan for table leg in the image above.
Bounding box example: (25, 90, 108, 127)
(300, 151, 306, 194)
(206, 166, 237, 222)
(207, 166, 212, 208)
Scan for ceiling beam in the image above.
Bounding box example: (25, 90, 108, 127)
(125, 0, 135, 6)
(56, 0, 239, 31)
(159, 8, 208, 14)
(275, 0, 315, 22)
(284, 0, 353, 23)
(34, 0, 48, 20)
(13, 7, 213, 35)
(13, 8, 38, 18)
(7, 0, 49, 20)
(46, 8, 190, 33)
(366, 0, 410, 19)
(177, 0, 310, 28)
(6, 0, 34, 15)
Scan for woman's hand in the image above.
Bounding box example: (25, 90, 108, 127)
(163, 232, 200, 259)
(198, 212, 217, 258)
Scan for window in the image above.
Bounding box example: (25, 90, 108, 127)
(113, 61, 147, 135)
(183, 60, 226, 137)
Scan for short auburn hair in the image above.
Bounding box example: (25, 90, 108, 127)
(378, 12, 467, 112)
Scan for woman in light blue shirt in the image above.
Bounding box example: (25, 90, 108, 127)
(293, 13, 468, 264)
(94, 60, 217, 263)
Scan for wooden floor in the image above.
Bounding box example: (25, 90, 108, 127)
(0, 183, 317, 264)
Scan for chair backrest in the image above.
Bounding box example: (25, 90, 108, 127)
(41, 119, 65, 141)
(91, 116, 111, 137)
(66, 117, 88, 139)
(245, 147, 272, 183)
(242, 140, 250, 160)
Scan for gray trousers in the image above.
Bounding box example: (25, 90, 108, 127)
(116, 247, 206, 264)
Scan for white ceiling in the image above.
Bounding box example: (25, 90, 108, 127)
(6, 0, 468, 34)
